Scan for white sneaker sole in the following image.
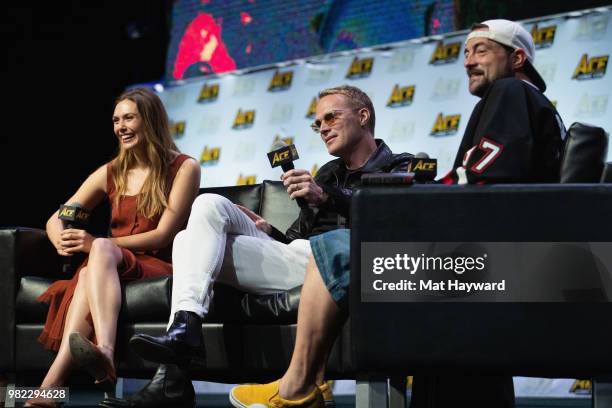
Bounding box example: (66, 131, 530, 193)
(229, 388, 267, 408)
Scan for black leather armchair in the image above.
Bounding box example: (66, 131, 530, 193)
(348, 122, 612, 407)
(560, 122, 608, 183)
(0, 180, 353, 388)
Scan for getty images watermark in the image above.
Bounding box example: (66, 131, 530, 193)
(371, 252, 503, 293)
(361, 242, 612, 302)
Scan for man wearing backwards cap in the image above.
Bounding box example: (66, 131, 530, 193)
(412, 20, 565, 407)
(412, 19, 565, 407)
(440, 18, 565, 184)
(230, 20, 565, 408)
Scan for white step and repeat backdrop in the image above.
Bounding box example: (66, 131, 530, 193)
(149, 7, 611, 398)
(158, 7, 612, 189)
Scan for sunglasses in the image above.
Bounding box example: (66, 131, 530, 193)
(310, 108, 359, 133)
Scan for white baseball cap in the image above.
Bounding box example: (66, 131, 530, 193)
(465, 19, 546, 92)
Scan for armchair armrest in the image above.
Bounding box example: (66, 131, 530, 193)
(0, 227, 63, 371)
(1, 227, 63, 280)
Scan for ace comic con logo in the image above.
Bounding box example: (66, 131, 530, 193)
(232, 109, 256, 129)
(430, 113, 460, 136)
(430, 41, 461, 65)
(170, 120, 186, 138)
(197, 83, 220, 103)
(575, 93, 608, 118)
(431, 78, 461, 100)
(268, 70, 293, 92)
(387, 85, 415, 108)
(346, 57, 374, 79)
(572, 54, 609, 80)
(306, 97, 318, 119)
(531, 24, 557, 49)
(236, 174, 257, 186)
(200, 146, 221, 166)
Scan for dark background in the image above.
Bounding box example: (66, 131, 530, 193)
(2, 0, 612, 231)
(1, 0, 172, 230)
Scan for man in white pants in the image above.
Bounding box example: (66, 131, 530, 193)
(117, 85, 411, 407)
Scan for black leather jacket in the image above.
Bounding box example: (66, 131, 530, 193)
(270, 139, 412, 243)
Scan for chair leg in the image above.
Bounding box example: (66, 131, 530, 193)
(4, 383, 16, 408)
(593, 379, 612, 408)
(104, 376, 123, 399)
(389, 376, 407, 408)
(356, 375, 388, 408)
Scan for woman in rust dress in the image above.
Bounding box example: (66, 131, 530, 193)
(27, 88, 200, 407)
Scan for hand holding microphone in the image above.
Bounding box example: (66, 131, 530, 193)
(58, 203, 91, 273)
(281, 169, 327, 207)
(267, 141, 325, 209)
(60, 228, 95, 254)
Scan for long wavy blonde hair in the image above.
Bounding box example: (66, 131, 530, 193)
(111, 88, 179, 219)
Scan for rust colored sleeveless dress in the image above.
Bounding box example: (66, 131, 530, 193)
(37, 154, 191, 351)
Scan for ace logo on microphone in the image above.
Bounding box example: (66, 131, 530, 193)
(59, 204, 90, 226)
(267, 144, 299, 168)
(59, 206, 75, 218)
(271, 150, 290, 166)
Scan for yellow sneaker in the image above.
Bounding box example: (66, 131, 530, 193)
(230, 379, 324, 408)
(317, 381, 335, 408)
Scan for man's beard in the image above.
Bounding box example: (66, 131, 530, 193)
(469, 67, 514, 98)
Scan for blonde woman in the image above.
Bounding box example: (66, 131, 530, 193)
(26, 88, 200, 407)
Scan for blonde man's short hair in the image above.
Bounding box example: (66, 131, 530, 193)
(318, 85, 375, 133)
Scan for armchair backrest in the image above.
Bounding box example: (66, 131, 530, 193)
(199, 181, 300, 234)
(559, 122, 608, 183)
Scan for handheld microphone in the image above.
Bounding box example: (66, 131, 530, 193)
(267, 141, 309, 209)
(58, 202, 91, 273)
(407, 152, 437, 182)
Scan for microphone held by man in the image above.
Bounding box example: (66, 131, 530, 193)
(361, 152, 437, 185)
(408, 152, 437, 182)
(267, 141, 318, 209)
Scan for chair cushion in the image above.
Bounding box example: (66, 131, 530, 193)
(16, 276, 172, 324)
(200, 183, 262, 213)
(17, 275, 301, 325)
(260, 180, 301, 233)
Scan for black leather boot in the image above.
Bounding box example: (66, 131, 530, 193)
(99, 364, 195, 407)
(129, 311, 206, 366)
